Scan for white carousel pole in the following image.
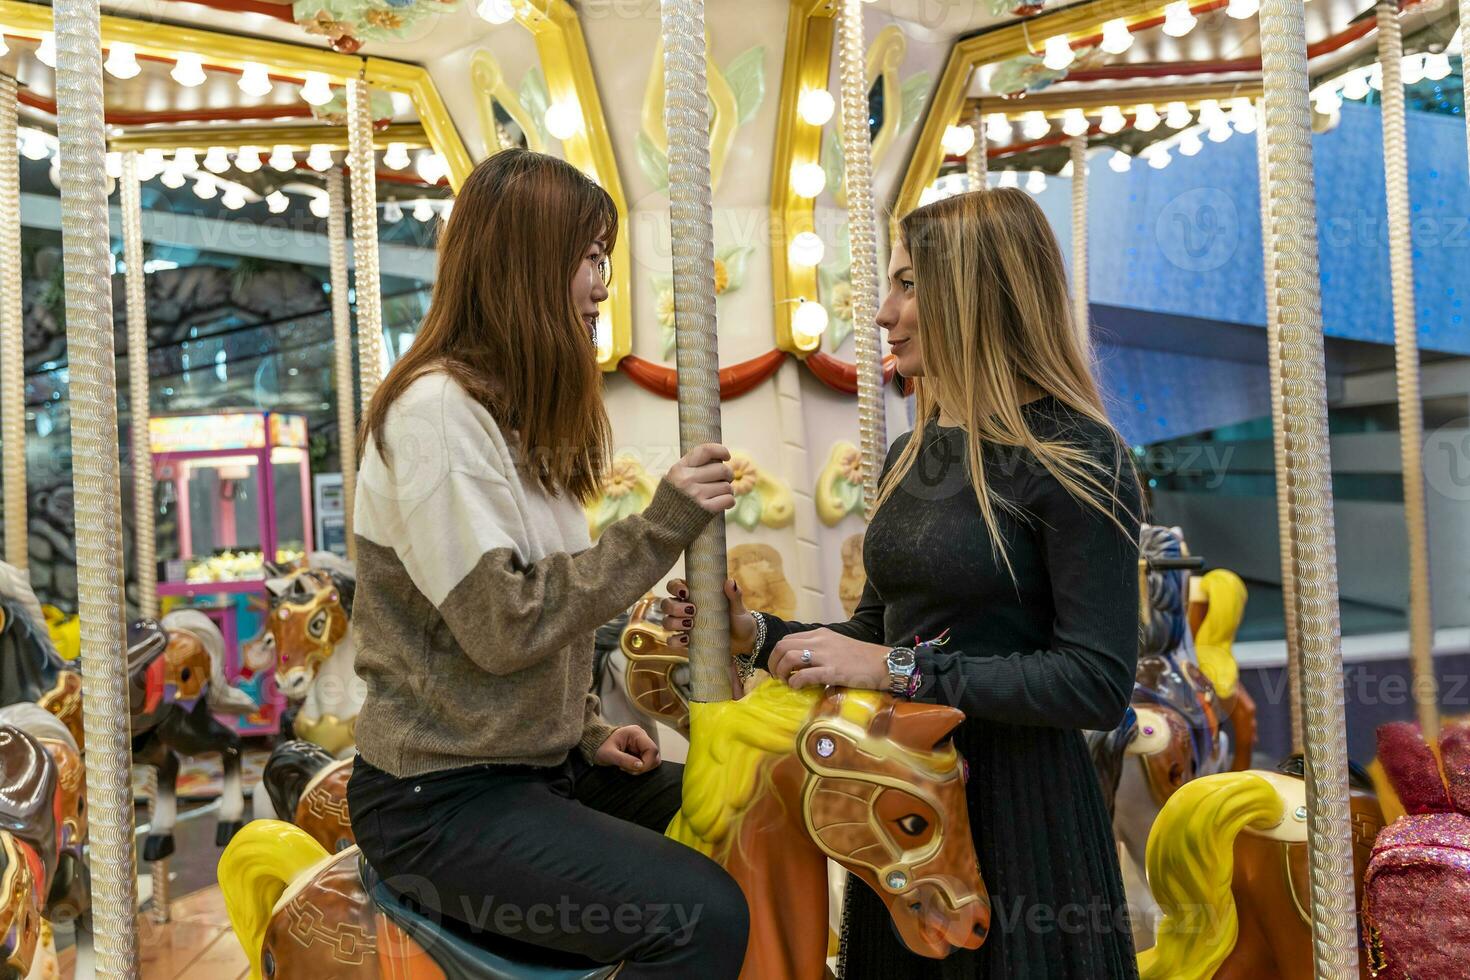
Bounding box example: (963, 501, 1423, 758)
(120, 153, 156, 620)
(660, 0, 731, 702)
(326, 168, 357, 561)
(53, 0, 140, 973)
(1377, 0, 1438, 741)
(346, 77, 385, 413)
(1069, 135, 1089, 347)
(838, 0, 887, 518)
(0, 75, 25, 573)
(1255, 101, 1303, 757)
(966, 104, 986, 190)
(1258, 0, 1359, 974)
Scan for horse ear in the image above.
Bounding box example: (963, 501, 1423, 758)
(1440, 722, 1470, 817)
(1376, 721, 1451, 814)
(888, 702, 964, 753)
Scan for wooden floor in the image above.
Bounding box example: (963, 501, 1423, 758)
(139, 886, 250, 980)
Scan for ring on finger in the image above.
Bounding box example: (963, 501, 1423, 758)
(800, 648, 813, 666)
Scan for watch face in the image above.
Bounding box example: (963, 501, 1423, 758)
(887, 648, 917, 672)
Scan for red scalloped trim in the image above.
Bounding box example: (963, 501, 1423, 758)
(616, 349, 787, 401)
(804, 351, 898, 394)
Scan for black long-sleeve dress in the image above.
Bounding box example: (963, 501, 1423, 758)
(754, 397, 1143, 979)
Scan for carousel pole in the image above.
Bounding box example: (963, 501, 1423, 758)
(1069, 135, 1089, 347)
(966, 105, 986, 190)
(120, 153, 156, 619)
(838, 0, 887, 517)
(53, 0, 140, 972)
(1377, 0, 1438, 741)
(660, 0, 731, 702)
(0, 74, 26, 573)
(326, 168, 357, 561)
(1255, 101, 1304, 756)
(1258, 0, 1360, 974)
(346, 77, 385, 414)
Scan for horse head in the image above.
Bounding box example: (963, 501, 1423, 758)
(0, 704, 85, 924)
(798, 689, 989, 956)
(268, 568, 351, 701)
(0, 723, 58, 974)
(0, 830, 42, 978)
(1139, 524, 1192, 660)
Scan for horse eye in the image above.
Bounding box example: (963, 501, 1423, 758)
(308, 611, 328, 637)
(179, 668, 191, 683)
(896, 813, 929, 836)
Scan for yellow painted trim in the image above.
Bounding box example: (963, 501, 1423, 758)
(641, 39, 740, 193)
(517, 0, 632, 371)
(107, 123, 430, 153)
(470, 49, 546, 156)
(895, 0, 1168, 217)
(770, 0, 837, 356)
(0, 0, 473, 192)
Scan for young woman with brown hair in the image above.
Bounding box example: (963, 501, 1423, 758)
(669, 188, 1143, 978)
(346, 149, 749, 977)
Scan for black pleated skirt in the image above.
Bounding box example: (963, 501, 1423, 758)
(839, 719, 1138, 980)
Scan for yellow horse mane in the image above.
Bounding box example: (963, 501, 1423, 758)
(667, 680, 822, 857)
(219, 820, 333, 980)
(1193, 568, 1247, 699)
(1138, 771, 1284, 980)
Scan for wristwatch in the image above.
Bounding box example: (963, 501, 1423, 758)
(886, 646, 918, 699)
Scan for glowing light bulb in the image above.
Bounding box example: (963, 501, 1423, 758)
(1108, 150, 1132, 173)
(1099, 106, 1127, 135)
(171, 53, 206, 87)
(941, 124, 976, 156)
(238, 63, 273, 98)
(1198, 99, 1226, 128)
(1226, 0, 1259, 18)
(300, 72, 333, 107)
(174, 148, 198, 171)
(476, 0, 515, 23)
(306, 145, 334, 172)
(792, 300, 828, 346)
(1401, 55, 1426, 86)
(221, 186, 247, 210)
(798, 89, 836, 126)
(918, 186, 942, 207)
(265, 191, 289, 213)
(1133, 104, 1162, 132)
(35, 34, 55, 69)
(203, 146, 231, 174)
(235, 146, 262, 173)
(1021, 111, 1050, 140)
(139, 149, 167, 180)
(416, 152, 447, 184)
(192, 174, 218, 200)
(383, 199, 404, 223)
(790, 162, 826, 198)
(104, 42, 141, 80)
(544, 102, 581, 141)
(1025, 171, 1047, 194)
(383, 142, 411, 170)
(105, 153, 123, 179)
(309, 194, 330, 219)
(0, 37, 8, 58)
(47, 162, 59, 190)
(999, 170, 1019, 189)
(1368, 64, 1383, 91)
(788, 231, 825, 267)
(1424, 52, 1452, 81)
(268, 145, 296, 172)
(986, 113, 1012, 143)
(1179, 131, 1203, 156)
(440, 201, 453, 221)
(1165, 102, 1193, 129)
(412, 199, 435, 222)
(1230, 99, 1258, 133)
(1042, 35, 1075, 71)
(1100, 19, 1133, 55)
(1162, 2, 1196, 37)
(1061, 108, 1089, 137)
(1207, 121, 1233, 143)
(1342, 72, 1371, 101)
(20, 131, 49, 161)
(1148, 148, 1172, 170)
(161, 166, 185, 189)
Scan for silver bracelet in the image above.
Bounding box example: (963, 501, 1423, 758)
(736, 611, 768, 681)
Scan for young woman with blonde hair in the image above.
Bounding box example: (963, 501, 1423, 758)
(668, 188, 1143, 977)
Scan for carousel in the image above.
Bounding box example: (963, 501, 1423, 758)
(0, 0, 1460, 976)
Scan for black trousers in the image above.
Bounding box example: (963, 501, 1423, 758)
(347, 753, 748, 979)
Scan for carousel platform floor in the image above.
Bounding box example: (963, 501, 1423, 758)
(137, 886, 249, 980)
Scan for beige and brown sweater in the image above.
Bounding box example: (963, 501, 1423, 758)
(351, 371, 711, 777)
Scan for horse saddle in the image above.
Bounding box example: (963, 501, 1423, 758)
(359, 856, 620, 980)
(1134, 654, 1218, 774)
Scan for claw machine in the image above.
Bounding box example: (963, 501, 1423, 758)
(151, 411, 314, 735)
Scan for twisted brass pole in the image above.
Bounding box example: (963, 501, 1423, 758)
(1256, 102, 1303, 756)
(0, 75, 24, 573)
(326, 168, 357, 561)
(1377, 0, 1438, 741)
(1070, 136, 1089, 348)
(839, 0, 887, 518)
(347, 78, 385, 414)
(1259, 0, 1359, 973)
(967, 105, 986, 190)
(661, 0, 730, 703)
(121, 153, 156, 619)
(54, 0, 140, 972)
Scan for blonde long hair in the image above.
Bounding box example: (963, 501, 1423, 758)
(874, 188, 1138, 574)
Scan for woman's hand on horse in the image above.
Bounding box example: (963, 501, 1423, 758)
(661, 577, 757, 655)
(770, 630, 891, 691)
(594, 725, 661, 774)
(666, 444, 736, 515)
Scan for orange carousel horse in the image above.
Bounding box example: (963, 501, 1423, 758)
(222, 682, 987, 980)
(265, 558, 360, 757)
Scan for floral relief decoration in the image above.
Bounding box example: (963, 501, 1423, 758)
(816, 442, 865, 527)
(652, 244, 755, 359)
(586, 454, 658, 539)
(727, 452, 794, 531)
(295, 0, 459, 51)
(638, 44, 766, 194)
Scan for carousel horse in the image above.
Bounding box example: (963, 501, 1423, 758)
(129, 611, 257, 856)
(0, 575, 83, 753)
(266, 557, 360, 757)
(617, 595, 692, 736)
(1189, 568, 1256, 772)
(0, 703, 86, 926)
(221, 681, 987, 980)
(259, 739, 355, 853)
(1139, 756, 1383, 979)
(0, 721, 67, 979)
(1088, 524, 1233, 947)
(1360, 721, 1470, 978)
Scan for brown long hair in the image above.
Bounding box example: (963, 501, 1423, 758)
(361, 149, 616, 500)
(875, 188, 1139, 575)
